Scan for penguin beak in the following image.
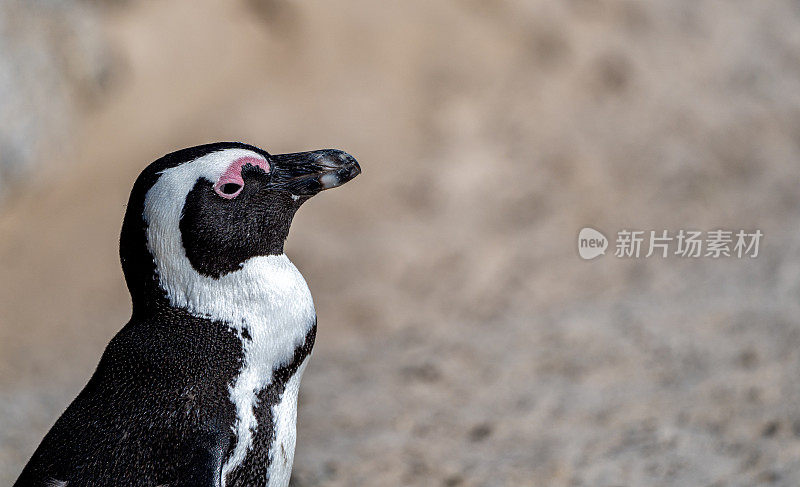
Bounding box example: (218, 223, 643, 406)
(268, 149, 361, 196)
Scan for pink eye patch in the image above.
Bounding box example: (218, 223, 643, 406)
(213, 156, 269, 199)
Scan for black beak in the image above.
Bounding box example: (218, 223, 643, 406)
(268, 149, 361, 196)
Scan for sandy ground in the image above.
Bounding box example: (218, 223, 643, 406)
(3, 1, 800, 485)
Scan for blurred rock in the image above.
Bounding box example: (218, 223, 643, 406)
(0, 0, 115, 202)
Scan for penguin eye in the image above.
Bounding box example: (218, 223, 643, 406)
(220, 183, 242, 195)
(213, 180, 244, 199)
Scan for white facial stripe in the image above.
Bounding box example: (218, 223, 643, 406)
(142, 148, 316, 485)
(143, 148, 266, 315)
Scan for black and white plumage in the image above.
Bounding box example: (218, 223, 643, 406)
(13, 142, 361, 487)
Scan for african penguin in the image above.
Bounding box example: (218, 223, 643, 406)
(13, 142, 361, 487)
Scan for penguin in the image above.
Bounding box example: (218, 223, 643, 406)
(13, 142, 361, 487)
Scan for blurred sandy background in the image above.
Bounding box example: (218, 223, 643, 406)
(2, 1, 800, 485)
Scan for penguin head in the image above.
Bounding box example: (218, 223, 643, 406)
(119, 142, 360, 314)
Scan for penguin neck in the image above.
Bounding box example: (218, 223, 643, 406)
(151, 252, 315, 342)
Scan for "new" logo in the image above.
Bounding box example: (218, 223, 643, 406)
(578, 227, 608, 260)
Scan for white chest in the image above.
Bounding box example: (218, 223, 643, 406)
(266, 357, 309, 487)
(215, 257, 315, 485)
